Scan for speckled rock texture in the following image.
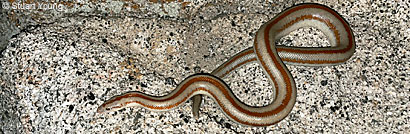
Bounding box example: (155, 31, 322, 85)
(1, 0, 409, 133)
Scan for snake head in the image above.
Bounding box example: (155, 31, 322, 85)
(97, 91, 145, 113)
(97, 97, 124, 113)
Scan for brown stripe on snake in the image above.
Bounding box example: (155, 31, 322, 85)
(274, 4, 354, 54)
(212, 48, 255, 77)
(100, 76, 290, 116)
(254, 32, 291, 113)
(277, 15, 342, 50)
(217, 58, 257, 78)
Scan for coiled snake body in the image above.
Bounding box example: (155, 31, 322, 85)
(98, 3, 355, 126)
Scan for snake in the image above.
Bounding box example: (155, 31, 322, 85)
(97, 3, 355, 126)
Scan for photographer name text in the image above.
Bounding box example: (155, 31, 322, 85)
(2, 2, 66, 11)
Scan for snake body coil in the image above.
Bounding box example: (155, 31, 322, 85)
(98, 3, 355, 126)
